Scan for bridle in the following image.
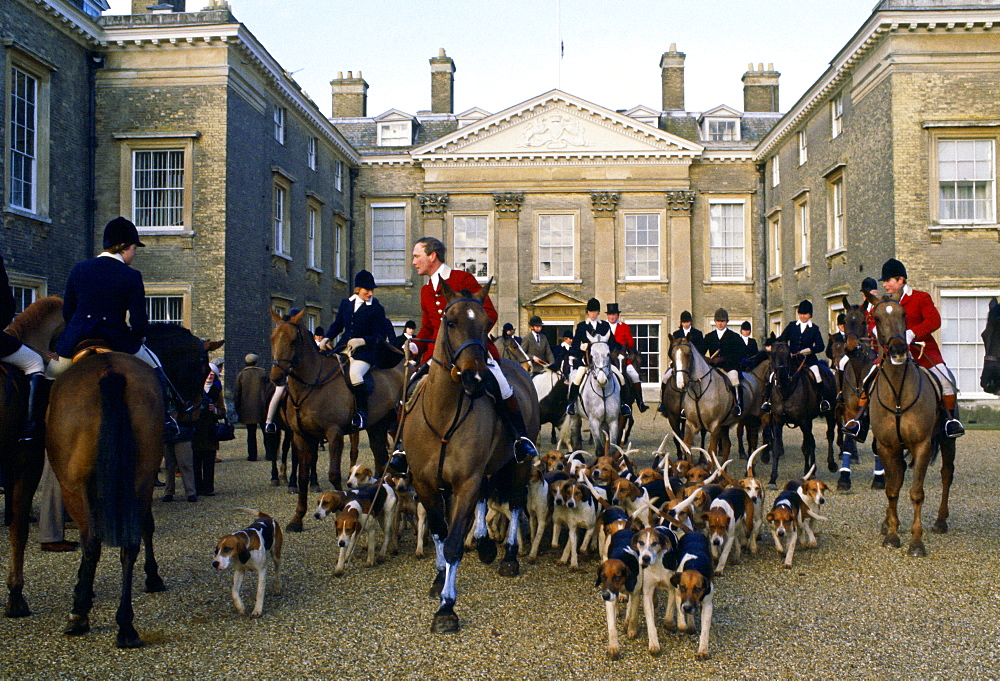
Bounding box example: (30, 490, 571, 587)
(429, 297, 490, 379)
(870, 298, 926, 444)
(270, 321, 342, 409)
(667, 341, 714, 395)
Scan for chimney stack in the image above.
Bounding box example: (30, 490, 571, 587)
(330, 71, 369, 118)
(429, 48, 456, 114)
(132, 0, 184, 12)
(660, 44, 685, 111)
(742, 62, 780, 113)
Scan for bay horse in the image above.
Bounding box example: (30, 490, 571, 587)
(42, 322, 219, 647)
(764, 341, 836, 487)
(981, 297, 1000, 395)
(268, 309, 403, 532)
(736, 357, 769, 461)
(401, 280, 537, 633)
(666, 336, 738, 462)
(864, 291, 955, 556)
(3, 297, 63, 618)
(567, 335, 620, 454)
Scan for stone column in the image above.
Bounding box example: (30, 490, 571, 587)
(493, 193, 524, 326)
(590, 191, 620, 308)
(417, 193, 448, 244)
(666, 190, 696, 325)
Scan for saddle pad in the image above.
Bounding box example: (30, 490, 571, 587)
(403, 373, 428, 413)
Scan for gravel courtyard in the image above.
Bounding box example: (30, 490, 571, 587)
(3, 418, 999, 680)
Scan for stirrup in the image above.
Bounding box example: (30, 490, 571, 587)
(944, 419, 965, 438)
(819, 399, 831, 413)
(164, 415, 180, 439)
(264, 422, 277, 434)
(352, 412, 367, 430)
(843, 419, 861, 438)
(566, 403, 576, 416)
(620, 404, 632, 417)
(761, 402, 771, 414)
(513, 436, 538, 463)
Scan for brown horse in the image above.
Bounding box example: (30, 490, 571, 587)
(981, 297, 1000, 395)
(833, 299, 880, 491)
(864, 291, 955, 557)
(42, 323, 219, 647)
(268, 309, 404, 532)
(3, 297, 63, 618)
(401, 280, 537, 633)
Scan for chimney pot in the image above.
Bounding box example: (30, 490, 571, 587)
(742, 62, 780, 112)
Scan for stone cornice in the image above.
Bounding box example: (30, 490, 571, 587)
(417, 194, 449, 215)
(21, 0, 103, 47)
(665, 190, 696, 213)
(590, 192, 620, 215)
(493, 193, 524, 215)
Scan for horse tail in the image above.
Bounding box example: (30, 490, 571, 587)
(94, 369, 141, 547)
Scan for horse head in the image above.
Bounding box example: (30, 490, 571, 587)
(439, 279, 493, 398)
(269, 307, 307, 386)
(588, 340, 611, 387)
(669, 337, 693, 391)
(768, 340, 792, 392)
(144, 322, 222, 411)
(981, 296, 1000, 394)
(841, 296, 869, 353)
(865, 290, 909, 365)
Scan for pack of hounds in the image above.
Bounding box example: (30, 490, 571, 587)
(212, 436, 829, 662)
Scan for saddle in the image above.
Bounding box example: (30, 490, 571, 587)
(71, 340, 114, 363)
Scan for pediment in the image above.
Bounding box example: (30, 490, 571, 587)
(374, 108, 416, 123)
(527, 289, 589, 308)
(700, 104, 743, 120)
(413, 90, 702, 161)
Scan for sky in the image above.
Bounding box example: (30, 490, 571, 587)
(106, 0, 881, 118)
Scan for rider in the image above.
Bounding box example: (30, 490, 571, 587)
(393, 236, 537, 471)
(522, 315, 555, 376)
(48, 217, 179, 437)
(672, 310, 705, 353)
(701, 307, 746, 416)
(499, 322, 525, 364)
(606, 302, 649, 413)
(565, 298, 622, 415)
(325, 270, 389, 431)
(0, 254, 49, 442)
(825, 313, 846, 360)
(850, 258, 964, 438)
(766, 299, 838, 413)
(739, 320, 759, 356)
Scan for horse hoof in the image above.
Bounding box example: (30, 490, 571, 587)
(525, 555, 537, 565)
(871, 475, 886, 490)
(115, 627, 145, 649)
(4, 594, 31, 618)
(64, 614, 91, 636)
(310, 484, 322, 493)
(837, 472, 852, 492)
(431, 610, 460, 634)
(286, 520, 303, 533)
(827, 459, 838, 474)
(477, 537, 498, 565)
(907, 542, 927, 557)
(497, 560, 520, 577)
(882, 534, 901, 549)
(144, 575, 166, 593)
(270, 479, 281, 487)
(880, 520, 889, 535)
(932, 519, 948, 534)
(767, 482, 778, 491)
(760, 451, 771, 464)
(429, 571, 445, 599)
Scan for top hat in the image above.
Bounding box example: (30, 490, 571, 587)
(354, 270, 377, 290)
(606, 303, 620, 315)
(879, 258, 907, 282)
(586, 298, 601, 312)
(102, 217, 145, 250)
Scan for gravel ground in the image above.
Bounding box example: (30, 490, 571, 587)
(3, 420, 1000, 680)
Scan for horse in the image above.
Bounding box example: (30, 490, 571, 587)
(981, 296, 1000, 395)
(735, 357, 768, 461)
(665, 336, 739, 462)
(3, 297, 64, 618)
(864, 291, 955, 557)
(401, 280, 537, 633)
(567, 334, 620, 454)
(533, 366, 570, 446)
(268, 308, 404, 532)
(499, 334, 531, 373)
(41, 322, 219, 647)
(614, 346, 642, 444)
(764, 341, 836, 487)
(833, 299, 881, 491)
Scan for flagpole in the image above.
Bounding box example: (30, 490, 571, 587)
(557, 0, 562, 88)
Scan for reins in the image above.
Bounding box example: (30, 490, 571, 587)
(271, 321, 343, 411)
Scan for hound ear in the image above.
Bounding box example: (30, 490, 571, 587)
(595, 569, 604, 588)
(238, 549, 251, 564)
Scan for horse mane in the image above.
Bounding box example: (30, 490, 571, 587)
(145, 321, 192, 340)
(5, 296, 63, 341)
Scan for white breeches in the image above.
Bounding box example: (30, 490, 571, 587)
(929, 363, 956, 396)
(2, 344, 45, 375)
(348, 358, 371, 387)
(625, 363, 641, 384)
(809, 365, 823, 383)
(266, 385, 285, 424)
(488, 357, 513, 399)
(571, 365, 587, 386)
(47, 342, 161, 378)
(661, 367, 674, 383)
(725, 369, 740, 387)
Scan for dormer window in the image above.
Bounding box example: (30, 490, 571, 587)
(705, 119, 739, 142)
(377, 121, 412, 146)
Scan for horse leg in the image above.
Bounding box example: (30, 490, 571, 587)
(4, 440, 44, 618)
(826, 413, 837, 473)
(326, 430, 345, 489)
(737, 422, 747, 460)
(368, 417, 391, 475)
(498, 461, 530, 577)
(906, 441, 932, 557)
(768, 423, 783, 488)
(720, 427, 732, 464)
(432, 478, 480, 634)
(349, 430, 360, 468)
(933, 436, 955, 534)
(310, 448, 320, 492)
(838, 436, 857, 491)
(879, 442, 904, 548)
(801, 423, 816, 477)
(65, 536, 101, 636)
(141, 507, 165, 593)
(472, 498, 497, 565)
(114, 543, 143, 648)
(286, 435, 316, 532)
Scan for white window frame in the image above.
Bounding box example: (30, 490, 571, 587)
(273, 180, 290, 257)
(334, 160, 343, 192)
(9, 65, 38, 212)
(274, 106, 286, 144)
(627, 319, 662, 387)
(537, 212, 577, 282)
(794, 197, 809, 268)
(377, 121, 412, 147)
(704, 118, 739, 142)
(335, 219, 345, 281)
(370, 202, 408, 284)
(771, 154, 780, 188)
(798, 130, 808, 166)
(936, 138, 996, 225)
(131, 149, 185, 231)
(708, 200, 747, 282)
(939, 289, 1000, 400)
(145, 294, 185, 324)
(771, 314, 783, 338)
(452, 214, 490, 283)
(622, 212, 662, 281)
(769, 213, 782, 279)
(828, 173, 846, 252)
(306, 311, 320, 336)
(831, 95, 843, 138)
(307, 136, 317, 170)
(307, 204, 321, 271)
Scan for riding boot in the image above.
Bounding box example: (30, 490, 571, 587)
(19, 373, 49, 443)
(633, 380, 649, 413)
(761, 382, 772, 413)
(731, 383, 744, 417)
(498, 395, 539, 462)
(816, 379, 832, 413)
(565, 382, 580, 415)
(154, 367, 181, 438)
(942, 393, 965, 438)
(350, 382, 368, 431)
